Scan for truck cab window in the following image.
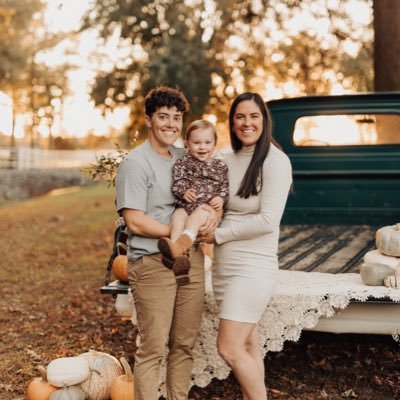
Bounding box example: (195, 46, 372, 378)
(293, 114, 400, 146)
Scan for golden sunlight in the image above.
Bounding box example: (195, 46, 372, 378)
(293, 114, 400, 146)
(0, 0, 373, 144)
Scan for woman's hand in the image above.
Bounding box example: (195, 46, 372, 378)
(198, 205, 217, 233)
(209, 196, 224, 211)
(195, 204, 222, 243)
(196, 231, 216, 244)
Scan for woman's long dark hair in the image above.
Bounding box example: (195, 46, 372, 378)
(229, 92, 275, 198)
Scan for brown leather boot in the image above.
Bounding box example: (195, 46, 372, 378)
(161, 254, 174, 270)
(158, 234, 193, 260)
(160, 254, 191, 285)
(173, 255, 191, 286)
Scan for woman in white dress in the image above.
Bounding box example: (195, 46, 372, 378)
(200, 92, 292, 399)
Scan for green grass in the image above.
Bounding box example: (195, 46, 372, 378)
(0, 184, 117, 283)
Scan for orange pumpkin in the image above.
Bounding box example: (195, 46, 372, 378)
(110, 357, 134, 400)
(27, 366, 58, 400)
(112, 255, 128, 281)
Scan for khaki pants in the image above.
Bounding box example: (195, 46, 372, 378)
(127, 247, 205, 400)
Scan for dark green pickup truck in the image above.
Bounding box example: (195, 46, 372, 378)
(272, 92, 399, 227)
(102, 92, 400, 334)
(270, 92, 400, 334)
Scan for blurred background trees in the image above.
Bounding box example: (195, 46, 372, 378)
(0, 0, 71, 148)
(0, 0, 398, 149)
(81, 0, 378, 142)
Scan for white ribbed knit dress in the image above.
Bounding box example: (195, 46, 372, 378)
(212, 143, 292, 323)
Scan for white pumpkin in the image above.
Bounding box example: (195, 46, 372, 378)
(376, 223, 400, 257)
(360, 263, 397, 286)
(383, 274, 400, 288)
(115, 293, 134, 317)
(49, 385, 86, 400)
(78, 350, 123, 400)
(364, 249, 400, 268)
(47, 357, 90, 388)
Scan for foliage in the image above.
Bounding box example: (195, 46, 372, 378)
(0, 0, 42, 82)
(82, 128, 140, 186)
(81, 0, 374, 136)
(81, 144, 128, 186)
(0, 0, 72, 147)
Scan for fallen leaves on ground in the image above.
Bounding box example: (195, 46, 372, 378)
(1, 185, 399, 400)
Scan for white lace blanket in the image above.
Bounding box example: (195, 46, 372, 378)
(130, 270, 400, 396)
(187, 270, 400, 390)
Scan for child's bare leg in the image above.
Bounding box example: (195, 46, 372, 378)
(158, 207, 202, 286)
(182, 206, 211, 240)
(158, 206, 210, 286)
(158, 205, 210, 261)
(170, 208, 188, 241)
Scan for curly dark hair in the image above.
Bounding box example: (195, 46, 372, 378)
(144, 85, 190, 117)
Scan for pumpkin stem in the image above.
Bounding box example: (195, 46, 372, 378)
(37, 365, 48, 382)
(119, 357, 133, 380)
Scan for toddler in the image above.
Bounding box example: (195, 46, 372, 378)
(158, 119, 228, 284)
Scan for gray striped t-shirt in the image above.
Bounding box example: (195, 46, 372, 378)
(116, 140, 185, 260)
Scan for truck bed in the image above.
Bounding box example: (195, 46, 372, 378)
(101, 224, 380, 297)
(278, 224, 376, 274)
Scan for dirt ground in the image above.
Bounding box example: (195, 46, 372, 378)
(0, 185, 399, 400)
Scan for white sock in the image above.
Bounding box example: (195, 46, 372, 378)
(170, 233, 180, 241)
(181, 229, 196, 242)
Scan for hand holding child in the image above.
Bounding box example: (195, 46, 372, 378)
(209, 196, 224, 211)
(197, 205, 219, 238)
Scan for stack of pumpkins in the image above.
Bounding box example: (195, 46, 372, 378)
(361, 223, 400, 288)
(27, 350, 134, 400)
(111, 255, 135, 318)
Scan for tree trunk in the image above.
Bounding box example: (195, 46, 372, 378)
(10, 89, 16, 147)
(48, 115, 54, 149)
(373, 0, 400, 91)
